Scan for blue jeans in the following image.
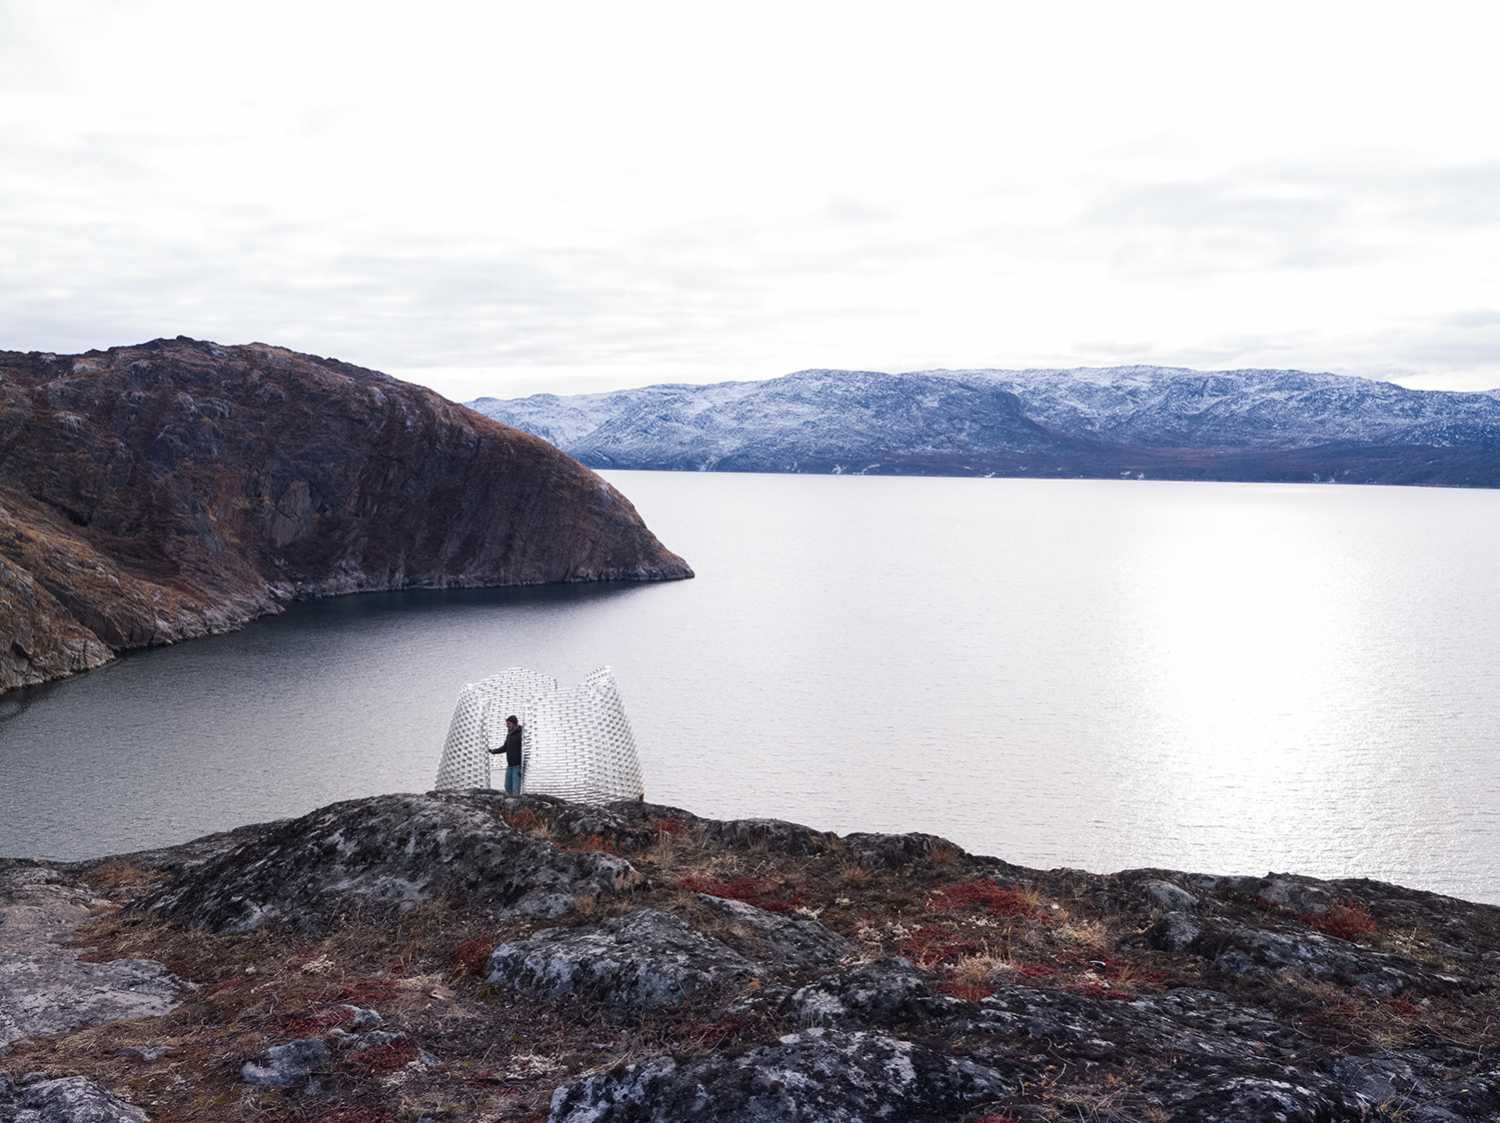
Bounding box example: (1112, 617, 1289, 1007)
(505, 764, 525, 795)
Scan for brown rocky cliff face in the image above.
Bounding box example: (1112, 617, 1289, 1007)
(0, 337, 692, 693)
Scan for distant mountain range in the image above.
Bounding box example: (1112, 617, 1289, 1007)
(468, 366, 1500, 487)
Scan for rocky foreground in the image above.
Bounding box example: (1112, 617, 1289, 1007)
(0, 338, 691, 695)
(2, 794, 1498, 1123)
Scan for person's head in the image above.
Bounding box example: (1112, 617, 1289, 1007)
(505, 715, 519, 729)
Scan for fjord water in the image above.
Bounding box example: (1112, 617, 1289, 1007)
(2, 473, 1498, 903)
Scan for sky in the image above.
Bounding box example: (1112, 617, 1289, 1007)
(3, 1, 1499, 401)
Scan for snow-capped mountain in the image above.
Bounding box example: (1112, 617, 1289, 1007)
(467, 366, 1500, 486)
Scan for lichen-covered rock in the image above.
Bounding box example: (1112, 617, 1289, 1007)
(0, 1075, 148, 1122)
(784, 958, 1370, 1105)
(1203, 920, 1455, 996)
(788, 958, 953, 1027)
(1325, 1052, 1428, 1105)
(1147, 909, 1204, 952)
(239, 1037, 330, 1088)
(495, 796, 662, 852)
(1193, 873, 1338, 916)
(972, 983, 1307, 1066)
(694, 893, 848, 970)
(139, 792, 643, 934)
(1142, 878, 1201, 912)
(843, 830, 968, 869)
(1167, 1074, 1367, 1122)
(0, 864, 181, 1051)
(1314, 1055, 1500, 1122)
(547, 1028, 1012, 1122)
(699, 817, 841, 858)
(1252, 876, 1337, 915)
(487, 909, 756, 1011)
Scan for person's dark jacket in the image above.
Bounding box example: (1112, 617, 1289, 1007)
(496, 726, 523, 767)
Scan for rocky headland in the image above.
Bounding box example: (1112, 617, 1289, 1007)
(0, 338, 691, 695)
(2, 792, 1497, 1122)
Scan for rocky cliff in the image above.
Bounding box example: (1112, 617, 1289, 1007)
(3, 792, 1497, 1122)
(0, 338, 691, 694)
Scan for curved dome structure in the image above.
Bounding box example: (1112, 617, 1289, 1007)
(433, 666, 644, 803)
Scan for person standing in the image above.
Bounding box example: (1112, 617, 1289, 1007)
(490, 715, 525, 795)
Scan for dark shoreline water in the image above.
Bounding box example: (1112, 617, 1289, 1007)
(2, 472, 1497, 904)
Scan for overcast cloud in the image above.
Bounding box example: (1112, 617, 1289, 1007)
(3, 1, 1498, 399)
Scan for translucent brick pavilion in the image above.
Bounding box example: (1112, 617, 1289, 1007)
(433, 666, 645, 804)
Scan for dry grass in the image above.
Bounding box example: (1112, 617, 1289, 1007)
(79, 860, 161, 894)
(837, 860, 873, 887)
(952, 952, 1011, 987)
(1271, 973, 1496, 1053)
(1056, 918, 1113, 953)
(927, 842, 963, 866)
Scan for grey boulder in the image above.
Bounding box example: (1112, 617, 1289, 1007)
(240, 1037, 331, 1088)
(0, 1075, 148, 1123)
(694, 893, 848, 970)
(487, 909, 757, 1012)
(547, 1027, 1011, 1122)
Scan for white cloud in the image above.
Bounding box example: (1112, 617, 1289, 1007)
(3, 0, 1499, 398)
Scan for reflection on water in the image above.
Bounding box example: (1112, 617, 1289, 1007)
(1, 472, 1497, 904)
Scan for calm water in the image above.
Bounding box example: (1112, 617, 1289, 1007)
(2, 473, 1498, 903)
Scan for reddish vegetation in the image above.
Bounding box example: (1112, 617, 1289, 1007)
(1015, 962, 1059, 979)
(652, 817, 689, 835)
(336, 979, 398, 1006)
(933, 879, 1047, 920)
(1305, 903, 1378, 941)
(678, 875, 802, 913)
(566, 834, 619, 854)
(502, 808, 541, 832)
(345, 1041, 419, 1073)
(1386, 997, 1425, 1019)
(453, 937, 494, 977)
(899, 925, 983, 967)
(307, 1110, 391, 1123)
(1072, 980, 1133, 1001)
(280, 1006, 357, 1035)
